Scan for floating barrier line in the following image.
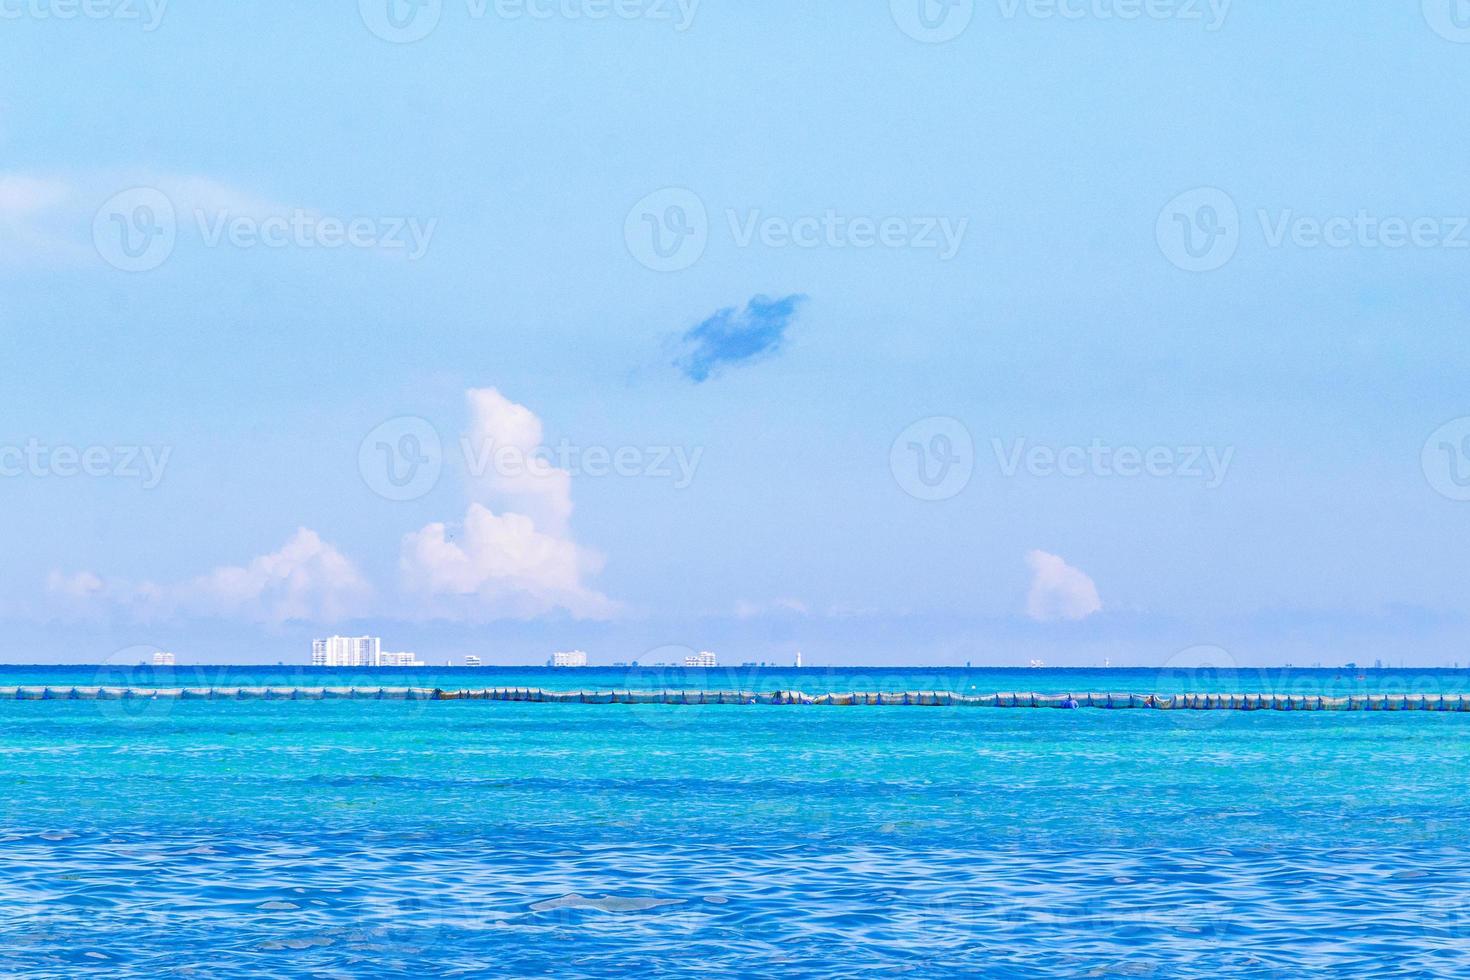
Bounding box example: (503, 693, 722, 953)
(4, 687, 1470, 712)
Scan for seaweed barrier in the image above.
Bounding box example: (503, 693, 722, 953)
(5, 686, 1470, 711)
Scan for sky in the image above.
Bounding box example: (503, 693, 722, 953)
(2, 1, 1470, 667)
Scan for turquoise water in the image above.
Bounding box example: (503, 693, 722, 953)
(4, 667, 1470, 977)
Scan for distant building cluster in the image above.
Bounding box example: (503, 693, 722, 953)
(311, 635, 424, 668)
(152, 651, 175, 666)
(299, 642, 779, 670)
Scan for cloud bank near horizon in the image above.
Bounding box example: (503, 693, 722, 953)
(46, 389, 618, 626)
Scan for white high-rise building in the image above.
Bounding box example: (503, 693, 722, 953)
(152, 651, 176, 666)
(550, 650, 588, 668)
(685, 651, 717, 668)
(311, 635, 381, 667)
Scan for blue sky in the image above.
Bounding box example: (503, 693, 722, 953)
(3, 2, 1470, 666)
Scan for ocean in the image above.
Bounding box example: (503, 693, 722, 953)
(3, 665, 1469, 977)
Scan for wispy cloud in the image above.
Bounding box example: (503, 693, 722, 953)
(733, 597, 809, 619)
(0, 171, 295, 269)
(674, 293, 804, 383)
(0, 173, 79, 263)
(1024, 550, 1102, 622)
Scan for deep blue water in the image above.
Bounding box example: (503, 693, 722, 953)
(3, 667, 1469, 977)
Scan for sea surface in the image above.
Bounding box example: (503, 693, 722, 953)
(3, 666, 1470, 978)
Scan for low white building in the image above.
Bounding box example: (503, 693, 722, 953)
(311, 635, 381, 667)
(376, 651, 425, 668)
(685, 651, 717, 668)
(550, 650, 588, 668)
(463, 655, 482, 667)
(152, 651, 176, 666)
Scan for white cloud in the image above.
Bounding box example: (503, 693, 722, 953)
(1024, 550, 1102, 622)
(48, 528, 370, 625)
(400, 390, 617, 620)
(41, 388, 613, 626)
(462, 387, 573, 534)
(180, 527, 370, 623)
(401, 503, 615, 620)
